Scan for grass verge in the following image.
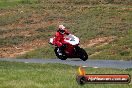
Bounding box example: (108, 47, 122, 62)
(0, 61, 132, 88)
(0, 0, 131, 60)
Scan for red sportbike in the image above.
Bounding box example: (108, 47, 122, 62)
(49, 34, 88, 61)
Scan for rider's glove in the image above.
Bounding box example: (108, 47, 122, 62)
(61, 44, 66, 48)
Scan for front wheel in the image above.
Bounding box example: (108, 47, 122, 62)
(78, 48, 88, 61)
(54, 47, 67, 60)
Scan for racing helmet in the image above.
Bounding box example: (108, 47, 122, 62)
(58, 25, 65, 34)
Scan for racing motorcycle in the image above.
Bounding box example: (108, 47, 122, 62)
(49, 34, 88, 61)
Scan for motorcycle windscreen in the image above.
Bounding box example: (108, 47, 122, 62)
(64, 35, 79, 45)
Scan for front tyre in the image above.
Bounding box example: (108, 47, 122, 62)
(79, 48, 88, 61)
(54, 47, 67, 60)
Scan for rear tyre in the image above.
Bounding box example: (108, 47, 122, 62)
(54, 47, 67, 60)
(79, 48, 88, 61)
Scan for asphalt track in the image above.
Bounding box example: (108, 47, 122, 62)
(0, 58, 132, 69)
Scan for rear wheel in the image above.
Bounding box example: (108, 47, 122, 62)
(54, 47, 67, 60)
(78, 48, 88, 61)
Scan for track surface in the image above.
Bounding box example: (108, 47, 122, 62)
(0, 58, 132, 69)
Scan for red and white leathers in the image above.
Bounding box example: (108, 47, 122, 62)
(53, 29, 70, 47)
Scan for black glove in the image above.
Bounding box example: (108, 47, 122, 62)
(60, 44, 66, 49)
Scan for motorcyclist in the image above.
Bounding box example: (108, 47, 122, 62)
(53, 25, 70, 55)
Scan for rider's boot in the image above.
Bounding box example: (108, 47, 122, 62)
(58, 45, 65, 55)
(58, 48, 62, 55)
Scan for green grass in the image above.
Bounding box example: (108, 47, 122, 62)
(0, 0, 18, 8)
(0, 61, 132, 88)
(0, 11, 33, 26)
(16, 45, 55, 59)
(0, 0, 39, 9)
(0, 36, 33, 47)
(86, 29, 132, 60)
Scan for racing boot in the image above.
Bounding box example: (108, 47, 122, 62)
(58, 48, 62, 55)
(58, 45, 66, 55)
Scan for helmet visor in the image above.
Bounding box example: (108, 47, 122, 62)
(59, 30, 65, 34)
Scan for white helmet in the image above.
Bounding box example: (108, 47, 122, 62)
(58, 25, 66, 34)
(59, 25, 65, 30)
